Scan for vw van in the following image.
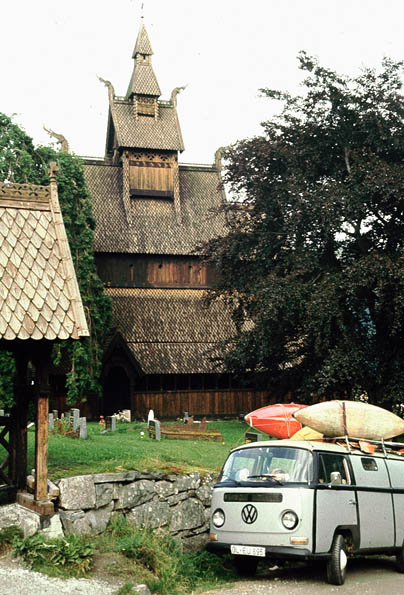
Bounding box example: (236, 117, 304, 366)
(208, 438, 404, 585)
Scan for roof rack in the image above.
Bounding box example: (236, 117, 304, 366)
(308, 435, 404, 455)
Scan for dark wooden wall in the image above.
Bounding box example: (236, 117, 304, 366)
(131, 388, 276, 419)
(95, 254, 216, 288)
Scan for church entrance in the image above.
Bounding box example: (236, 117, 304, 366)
(103, 366, 131, 415)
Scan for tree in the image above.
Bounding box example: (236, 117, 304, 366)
(204, 54, 404, 407)
(0, 113, 111, 406)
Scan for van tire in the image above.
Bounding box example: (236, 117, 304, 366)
(326, 534, 347, 585)
(396, 543, 404, 573)
(234, 555, 258, 576)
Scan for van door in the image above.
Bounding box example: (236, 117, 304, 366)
(349, 455, 394, 549)
(315, 452, 358, 553)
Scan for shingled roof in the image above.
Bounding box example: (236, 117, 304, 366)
(106, 287, 234, 374)
(85, 162, 227, 255)
(108, 100, 184, 152)
(0, 171, 89, 341)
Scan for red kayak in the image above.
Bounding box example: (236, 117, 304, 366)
(245, 403, 308, 439)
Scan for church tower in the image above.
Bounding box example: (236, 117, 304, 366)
(84, 22, 270, 418)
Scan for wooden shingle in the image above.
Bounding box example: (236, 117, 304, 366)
(0, 170, 89, 341)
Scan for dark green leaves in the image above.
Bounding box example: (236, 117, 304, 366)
(204, 57, 404, 406)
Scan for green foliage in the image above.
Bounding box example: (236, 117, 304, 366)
(12, 533, 94, 577)
(204, 55, 404, 406)
(111, 516, 234, 593)
(0, 526, 23, 555)
(52, 417, 79, 438)
(0, 113, 111, 405)
(0, 351, 16, 409)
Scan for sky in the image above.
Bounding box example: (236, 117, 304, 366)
(2, 0, 404, 164)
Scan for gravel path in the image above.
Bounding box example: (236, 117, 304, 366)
(0, 553, 150, 595)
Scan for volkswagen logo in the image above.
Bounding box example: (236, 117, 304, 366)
(241, 504, 258, 524)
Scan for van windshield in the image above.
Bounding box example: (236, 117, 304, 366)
(218, 446, 312, 485)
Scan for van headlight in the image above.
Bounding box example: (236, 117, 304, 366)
(212, 508, 225, 528)
(281, 510, 298, 530)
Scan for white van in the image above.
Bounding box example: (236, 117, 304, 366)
(208, 438, 404, 585)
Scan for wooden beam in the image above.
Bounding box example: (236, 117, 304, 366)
(35, 395, 49, 501)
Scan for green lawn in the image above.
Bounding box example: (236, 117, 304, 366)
(21, 420, 261, 479)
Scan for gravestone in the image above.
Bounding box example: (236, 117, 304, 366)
(0, 409, 4, 417)
(65, 411, 71, 423)
(79, 417, 87, 439)
(48, 413, 54, 431)
(183, 412, 189, 423)
(105, 416, 116, 432)
(149, 419, 161, 440)
(71, 408, 80, 431)
(52, 409, 58, 420)
(121, 409, 131, 422)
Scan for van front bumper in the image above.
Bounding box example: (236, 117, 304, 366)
(207, 541, 328, 561)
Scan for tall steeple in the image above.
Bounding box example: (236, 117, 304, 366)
(126, 23, 161, 101)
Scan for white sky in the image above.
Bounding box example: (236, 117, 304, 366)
(2, 0, 404, 164)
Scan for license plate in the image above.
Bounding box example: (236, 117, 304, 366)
(231, 545, 265, 557)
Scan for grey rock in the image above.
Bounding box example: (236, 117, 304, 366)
(0, 504, 19, 529)
(95, 483, 114, 508)
(155, 480, 175, 499)
(60, 503, 114, 535)
(41, 514, 64, 538)
(127, 500, 171, 528)
(172, 473, 201, 493)
(195, 484, 213, 505)
(115, 480, 155, 510)
(85, 502, 114, 534)
(59, 510, 86, 535)
(132, 586, 152, 595)
(166, 492, 189, 506)
(93, 471, 141, 484)
(16, 506, 41, 537)
(170, 498, 205, 532)
(58, 475, 96, 510)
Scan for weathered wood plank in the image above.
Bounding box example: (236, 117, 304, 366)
(35, 396, 49, 501)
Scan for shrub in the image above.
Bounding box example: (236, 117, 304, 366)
(12, 533, 94, 577)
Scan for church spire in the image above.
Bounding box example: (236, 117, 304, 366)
(126, 23, 161, 100)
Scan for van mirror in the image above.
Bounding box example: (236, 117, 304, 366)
(330, 471, 342, 485)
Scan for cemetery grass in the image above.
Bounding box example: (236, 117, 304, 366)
(24, 420, 261, 479)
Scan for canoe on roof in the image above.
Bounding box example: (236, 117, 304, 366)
(245, 403, 307, 439)
(294, 400, 404, 440)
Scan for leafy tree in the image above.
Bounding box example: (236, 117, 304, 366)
(204, 54, 404, 407)
(0, 113, 111, 406)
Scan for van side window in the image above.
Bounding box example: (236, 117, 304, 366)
(318, 454, 351, 485)
(361, 457, 378, 471)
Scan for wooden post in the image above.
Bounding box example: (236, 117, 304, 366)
(35, 395, 49, 501)
(33, 345, 52, 503)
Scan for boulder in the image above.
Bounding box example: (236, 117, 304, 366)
(170, 498, 205, 532)
(114, 480, 154, 510)
(58, 475, 96, 510)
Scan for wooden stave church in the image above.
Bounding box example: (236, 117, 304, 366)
(77, 23, 273, 419)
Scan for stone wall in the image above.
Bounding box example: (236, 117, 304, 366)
(0, 471, 216, 551)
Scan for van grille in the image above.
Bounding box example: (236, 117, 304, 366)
(224, 493, 282, 503)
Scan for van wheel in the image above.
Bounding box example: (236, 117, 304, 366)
(234, 555, 258, 576)
(396, 542, 404, 573)
(326, 534, 347, 585)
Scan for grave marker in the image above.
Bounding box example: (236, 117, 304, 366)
(106, 416, 116, 432)
(48, 413, 54, 431)
(79, 417, 87, 439)
(149, 419, 161, 440)
(71, 408, 80, 431)
(52, 409, 58, 420)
